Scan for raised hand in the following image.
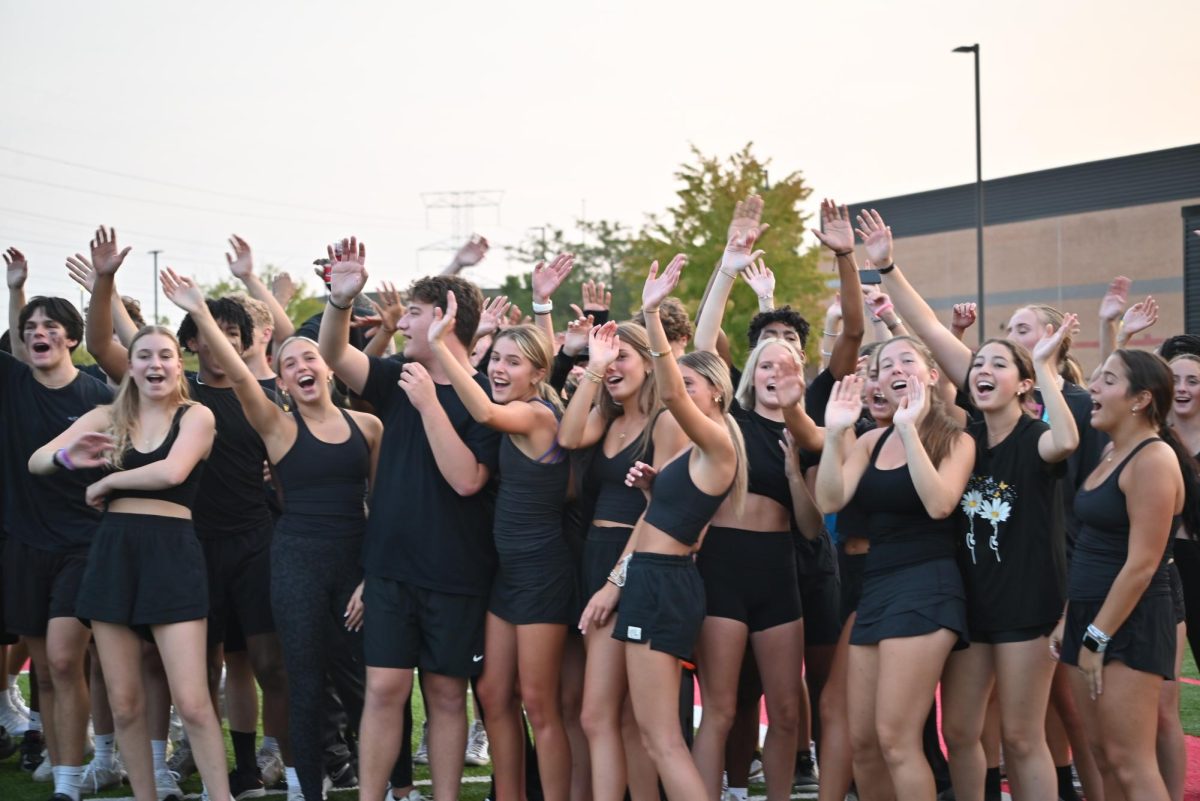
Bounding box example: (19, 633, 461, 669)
(65, 254, 97, 294)
(1033, 312, 1077, 364)
(824, 375, 864, 432)
(586, 320, 620, 371)
(1122, 295, 1159, 337)
(160, 267, 207, 315)
(453, 234, 489, 269)
(727, 194, 768, 243)
(721, 195, 769, 274)
(825, 292, 843, 323)
(89, 227, 132, 276)
(642, 254, 686, 311)
(855, 209, 893, 266)
(742, 259, 775, 298)
(272, 271, 296, 307)
(779, 428, 802, 483)
(863, 285, 894, 320)
(951, 302, 978, 332)
(582, 280, 611, 312)
(563, 305, 594, 357)
(366, 280, 404, 334)
(775, 350, 807, 408)
(64, 431, 115, 470)
(225, 235, 254, 280)
(812, 199, 854, 255)
(476, 294, 512, 338)
(1098, 276, 1131, 322)
(503, 304, 524, 330)
(893, 377, 929, 430)
(428, 290, 459, 344)
(327, 237, 367, 308)
(5, 247, 28, 289)
(532, 253, 575, 304)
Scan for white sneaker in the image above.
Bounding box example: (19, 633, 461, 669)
(166, 739, 196, 781)
(257, 747, 284, 788)
(33, 751, 52, 781)
(464, 720, 489, 766)
(168, 707, 185, 745)
(0, 699, 29, 736)
(8, 683, 30, 718)
(81, 755, 126, 792)
(288, 782, 306, 801)
(413, 720, 429, 765)
(155, 766, 184, 801)
(386, 788, 428, 801)
(748, 756, 764, 782)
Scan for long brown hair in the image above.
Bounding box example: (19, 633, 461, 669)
(597, 322, 661, 460)
(677, 350, 749, 515)
(492, 325, 562, 412)
(1022, 305, 1083, 385)
(879, 336, 963, 467)
(108, 326, 194, 468)
(969, 338, 1036, 416)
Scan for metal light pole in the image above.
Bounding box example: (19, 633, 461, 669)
(953, 44, 984, 343)
(149, 250, 163, 324)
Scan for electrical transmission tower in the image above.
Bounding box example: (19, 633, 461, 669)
(417, 190, 504, 271)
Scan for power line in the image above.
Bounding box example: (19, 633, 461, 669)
(0, 144, 410, 223)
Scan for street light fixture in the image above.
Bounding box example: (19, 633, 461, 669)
(953, 43, 985, 343)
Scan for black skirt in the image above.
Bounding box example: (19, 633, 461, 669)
(850, 557, 967, 647)
(490, 540, 575, 626)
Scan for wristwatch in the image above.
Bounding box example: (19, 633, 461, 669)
(1082, 623, 1110, 653)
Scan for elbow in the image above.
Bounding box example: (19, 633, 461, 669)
(161, 466, 189, 487)
(557, 430, 583, 450)
(814, 488, 844, 514)
(451, 476, 488, 497)
(28, 454, 51, 476)
(925, 498, 959, 520)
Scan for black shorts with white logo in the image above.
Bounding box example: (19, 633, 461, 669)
(363, 575, 488, 677)
(612, 552, 705, 661)
(4, 537, 89, 636)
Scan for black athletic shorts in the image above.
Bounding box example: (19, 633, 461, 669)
(851, 557, 968, 648)
(1170, 561, 1186, 625)
(491, 542, 575, 626)
(969, 620, 1058, 645)
(697, 527, 801, 632)
(1060, 593, 1176, 680)
(200, 522, 275, 646)
(3, 537, 89, 636)
(837, 545, 866, 625)
(363, 575, 488, 677)
(797, 530, 841, 647)
(612, 553, 704, 661)
(0, 538, 16, 645)
(582, 525, 632, 600)
(76, 513, 208, 634)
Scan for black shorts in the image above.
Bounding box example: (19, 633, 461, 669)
(200, 523, 275, 646)
(582, 525, 632, 600)
(1060, 593, 1176, 680)
(1169, 561, 1186, 625)
(491, 543, 575, 626)
(75, 513, 208, 632)
(970, 620, 1058, 645)
(697, 527, 801, 632)
(851, 557, 968, 648)
(4, 537, 89, 636)
(797, 530, 842, 646)
(837, 545, 867, 625)
(0, 538, 17, 645)
(612, 553, 704, 661)
(363, 576, 488, 677)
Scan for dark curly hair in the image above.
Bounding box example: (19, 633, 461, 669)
(632, 296, 693, 345)
(746, 305, 810, 351)
(177, 297, 254, 353)
(18, 297, 85, 352)
(1160, 334, 1200, 362)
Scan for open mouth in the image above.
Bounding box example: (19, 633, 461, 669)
(890, 379, 908, 392)
(765, 382, 777, 393)
(1091, 401, 1102, 415)
(145, 374, 166, 385)
(297, 375, 316, 389)
(31, 342, 51, 354)
(871, 391, 887, 405)
(492, 377, 510, 389)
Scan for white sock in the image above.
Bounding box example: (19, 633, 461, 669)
(53, 764, 84, 801)
(28, 710, 41, 731)
(261, 735, 280, 755)
(6, 674, 16, 690)
(285, 765, 299, 788)
(727, 788, 748, 801)
(92, 732, 115, 769)
(151, 739, 168, 773)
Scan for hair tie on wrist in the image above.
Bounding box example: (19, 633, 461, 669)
(833, 249, 853, 258)
(649, 348, 669, 358)
(328, 297, 353, 311)
(55, 448, 77, 471)
(878, 263, 896, 274)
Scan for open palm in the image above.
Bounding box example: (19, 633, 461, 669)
(642, 255, 686, 310)
(428, 290, 459, 344)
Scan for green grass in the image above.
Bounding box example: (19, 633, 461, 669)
(3, 657, 1200, 800)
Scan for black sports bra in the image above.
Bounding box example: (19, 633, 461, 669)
(642, 448, 730, 546)
(108, 406, 206, 509)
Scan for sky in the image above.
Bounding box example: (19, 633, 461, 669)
(2, 0, 1197, 327)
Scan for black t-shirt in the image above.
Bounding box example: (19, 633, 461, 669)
(960, 415, 1066, 631)
(186, 374, 276, 538)
(0, 353, 114, 551)
(1029, 382, 1106, 550)
(360, 356, 501, 596)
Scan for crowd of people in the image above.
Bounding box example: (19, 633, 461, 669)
(0, 198, 1196, 801)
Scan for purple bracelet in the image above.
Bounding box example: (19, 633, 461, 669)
(55, 448, 77, 471)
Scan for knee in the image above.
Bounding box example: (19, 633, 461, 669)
(107, 687, 145, 729)
(579, 697, 619, 740)
(764, 697, 801, 737)
(848, 721, 879, 757)
(422, 684, 465, 718)
(365, 676, 410, 709)
(174, 692, 216, 730)
(46, 650, 83, 686)
(697, 696, 736, 736)
(940, 716, 979, 754)
(1000, 721, 1045, 762)
(521, 688, 561, 733)
(875, 721, 917, 768)
(637, 723, 686, 765)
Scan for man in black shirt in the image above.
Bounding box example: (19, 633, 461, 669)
(319, 239, 499, 801)
(2, 266, 113, 801)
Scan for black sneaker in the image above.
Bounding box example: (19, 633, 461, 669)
(49, 794, 74, 801)
(794, 753, 820, 791)
(328, 759, 358, 788)
(229, 768, 266, 800)
(0, 726, 15, 760)
(20, 730, 44, 772)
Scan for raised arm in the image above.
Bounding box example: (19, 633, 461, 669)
(66, 253, 141, 348)
(317, 238, 371, 394)
(85, 227, 135, 381)
(530, 252, 575, 345)
(950, 302, 978, 343)
(743, 260, 776, 313)
(441, 234, 489, 276)
(4, 248, 29, 363)
(29, 406, 116, 475)
(862, 210, 974, 386)
(161, 269, 291, 449)
(694, 195, 768, 353)
(1033, 314, 1081, 462)
(775, 349, 824, 452)
(1116, 295, 1159, 350)
(815, 375, 872, 512)
(1097, 277, 1129, 361)
(362, 281, 404, 359)
(557, 321, 615, 450)
(892, 380, 974, 519)
(226, 235, 295, 345)
(813, 201, 865, 379)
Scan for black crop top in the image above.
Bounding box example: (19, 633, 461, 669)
(642, 448, 731, 546)
(732, 405, 793, 512)
(591, 434, 652, 526)
(108, 406, 206, 509)
(851, 427, 956, 575)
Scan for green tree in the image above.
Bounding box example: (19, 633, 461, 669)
(201, 264, 324, 327)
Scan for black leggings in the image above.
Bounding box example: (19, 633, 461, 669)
(1174, 538, 1200, 663)
(271, 532, 365, 801)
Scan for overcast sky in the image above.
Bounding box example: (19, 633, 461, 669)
(2, 0, 1197, 325)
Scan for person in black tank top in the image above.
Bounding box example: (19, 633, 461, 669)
(163, 271, 382, 801)
(558, 320, 666, 801)
(816, 336, 975, 801)
(1052, 350, 1195, 801)
(31, 318, 232, 801)
(429, 296, 574, 801)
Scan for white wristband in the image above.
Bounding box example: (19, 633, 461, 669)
(532, 300, 553, 314)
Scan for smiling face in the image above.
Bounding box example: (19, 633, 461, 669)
(188, 318, 245, 380)
(862, 353, 895, 423)
(1088, 354, 1148, 432)
(398, 300, 435, 362)
(603, 342, 649, 404)
(969, 341, 1032, 412)
(487, 336, 543, 404)
(129, 331, 183, 401)
(876, 339, 937, 406)
(22, 308, 77, 370)
(1171, 357, 1200, 421)
(277, 338, 330, 404)
(680, 363, 720, 417)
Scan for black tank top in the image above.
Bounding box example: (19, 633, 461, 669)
(1069, 438, 1176, 602)
(273, 409, 370, 538)
(108, 406, 205, 508)
(852, 427, 956, 575)
(493, 399, 570, 555)
(734, 407, 793, 512)
(591, 434, 652, 526)
(642, 448, 731, 546)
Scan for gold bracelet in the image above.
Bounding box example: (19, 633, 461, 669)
(649, 349, 670, 358)
(642, 307, 660, 315)
(583, 369, 604, 384)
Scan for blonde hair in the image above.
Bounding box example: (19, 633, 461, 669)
(273, 335, 322, 374)
(677, 350, 749, 516)
(1020, 305, 1082, 385)
(226, 291, 272, 334)
(877, 336, 963, 467)
(108, 326, 194, 469)
(598, 322, 662, 461)
(735, 338, 806, 411)
(493, 325, 563, 412)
